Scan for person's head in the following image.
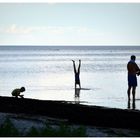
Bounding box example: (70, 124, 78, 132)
(20, 87, 25, 92)
(131, 55, 136, 61)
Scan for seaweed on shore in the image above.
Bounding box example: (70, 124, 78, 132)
(0, 119, 87, 137)
(0, 118, 19, 137)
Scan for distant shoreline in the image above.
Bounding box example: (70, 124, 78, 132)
(0, 45, 140, 50)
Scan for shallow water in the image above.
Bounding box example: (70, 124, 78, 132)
(0, 46, 140, 110)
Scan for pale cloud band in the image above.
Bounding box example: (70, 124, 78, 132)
(4, 24, 90, 35)
(0, 23, 139, 45)
(0, 24, 95, 45)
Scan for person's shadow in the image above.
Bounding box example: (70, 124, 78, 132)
(74, 88, 81, 104)
(127, 100, 136, 110)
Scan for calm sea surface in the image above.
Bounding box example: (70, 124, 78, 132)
(0, 46, 140, 110)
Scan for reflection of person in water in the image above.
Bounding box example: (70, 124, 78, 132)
(72, 60, 81, 89)
(74, 88, 80, 104)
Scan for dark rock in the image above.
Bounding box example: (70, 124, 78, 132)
(0, 96, 140, 130)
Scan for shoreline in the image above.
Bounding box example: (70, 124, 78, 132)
(0, 96, 140, 130)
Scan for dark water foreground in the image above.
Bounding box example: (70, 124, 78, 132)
(0, 96, 140, 130)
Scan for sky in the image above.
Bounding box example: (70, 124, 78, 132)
(0, 2, 140, 46)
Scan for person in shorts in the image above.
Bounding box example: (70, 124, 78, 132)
(127, 55, 140, 101)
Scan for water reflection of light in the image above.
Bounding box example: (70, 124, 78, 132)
(74, 88, 81, 104)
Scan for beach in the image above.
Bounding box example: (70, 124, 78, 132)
(0, 46, 140, 110)
(0, 46, 140, 136)
(0, 96, 140, 137)
(1, 111, 140, 137)
(1, 112, 140, 137)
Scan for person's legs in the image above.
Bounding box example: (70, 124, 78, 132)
(78, 60, 81, 74)
(127, 86, 131, 101)
(127, 99, 130, 109)
(72, 60, 76, 73)
(132, 86, 136, 101)
(132, 99, 136, 110)
(77, 60, 81, 88)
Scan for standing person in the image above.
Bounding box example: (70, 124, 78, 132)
(11, 87, 25, 98)
(72, 60, 81, 89)
(127, 55, 140, 101)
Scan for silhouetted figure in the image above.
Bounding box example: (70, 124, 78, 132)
(127, 100, 136, 110)
(132, 100, 136, 110)
(127, 55, 140, 101)
(74, 88, 80, 104)
(127, 100, 130, 109)
(11, 87, 25, 98)
(72, 60, 81, 89)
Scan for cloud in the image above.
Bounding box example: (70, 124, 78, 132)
(0, 24, 97, 45)
(0, 24, 116, 45)
(6, 24, 32, 34)
(4, 24, 90, 35)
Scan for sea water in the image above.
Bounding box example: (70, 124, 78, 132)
(0, 45, 140, 110)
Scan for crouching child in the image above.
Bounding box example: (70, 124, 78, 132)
(11, 87, 25, 98)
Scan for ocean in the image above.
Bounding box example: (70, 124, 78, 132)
(0, 45, 140, 110)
